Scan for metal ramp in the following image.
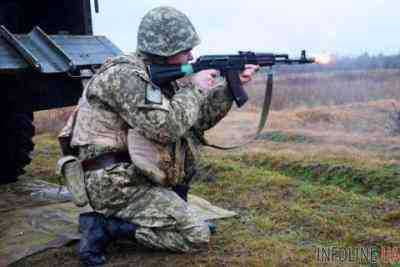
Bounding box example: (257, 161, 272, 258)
(0, 25, 122, 74)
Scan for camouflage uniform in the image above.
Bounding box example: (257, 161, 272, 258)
(66, 6, 234, 253)
(71, 51, 233, 252)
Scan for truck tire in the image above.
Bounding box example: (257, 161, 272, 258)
(1, 112, 35, 184)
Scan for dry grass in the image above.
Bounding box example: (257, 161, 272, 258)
(245, 68, 400, 111)
(386, 102, 400, 136)
(206, 99, 400, 151)
(34, 106, 74, 135)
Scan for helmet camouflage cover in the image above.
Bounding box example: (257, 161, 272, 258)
(137, 6, 201, 57)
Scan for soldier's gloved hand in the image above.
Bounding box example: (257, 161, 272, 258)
(192, 69, 219, 93)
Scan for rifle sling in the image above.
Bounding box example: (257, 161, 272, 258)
(201, 71, 273, 150)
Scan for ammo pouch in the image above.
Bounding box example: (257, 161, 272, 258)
(128, 129, 177, 186)
(56, 156, 88, 207)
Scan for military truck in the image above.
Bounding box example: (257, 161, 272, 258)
(0, 0, 122, 184)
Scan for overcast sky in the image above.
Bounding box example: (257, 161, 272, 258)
(92, 0, 400, 57)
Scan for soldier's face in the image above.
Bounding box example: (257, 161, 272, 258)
(166, 49, 194, 65)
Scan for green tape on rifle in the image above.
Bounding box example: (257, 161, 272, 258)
(181, 64, 194, 75)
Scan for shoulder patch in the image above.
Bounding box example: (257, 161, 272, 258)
(145, 83, 162, 105)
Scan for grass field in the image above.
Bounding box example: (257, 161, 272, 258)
(15, 69, 400, 266)
(246, 69, 400, 111)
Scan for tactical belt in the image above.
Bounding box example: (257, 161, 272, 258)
(81, 151, 131, 172)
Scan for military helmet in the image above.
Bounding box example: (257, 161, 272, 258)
(137, 6, 201, 57)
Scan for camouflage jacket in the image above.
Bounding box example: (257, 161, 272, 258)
(70, 53, 233, 185)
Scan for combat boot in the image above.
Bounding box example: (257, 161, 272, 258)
(78, 212, 110, 266)
(106, 216, 138, 240)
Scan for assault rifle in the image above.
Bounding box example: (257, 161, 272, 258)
(148, 50, 315, 107)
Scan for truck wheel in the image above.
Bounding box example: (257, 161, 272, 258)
(1, 112, 35, 184)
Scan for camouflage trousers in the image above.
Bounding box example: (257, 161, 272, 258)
(84, 162, 210, 252)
